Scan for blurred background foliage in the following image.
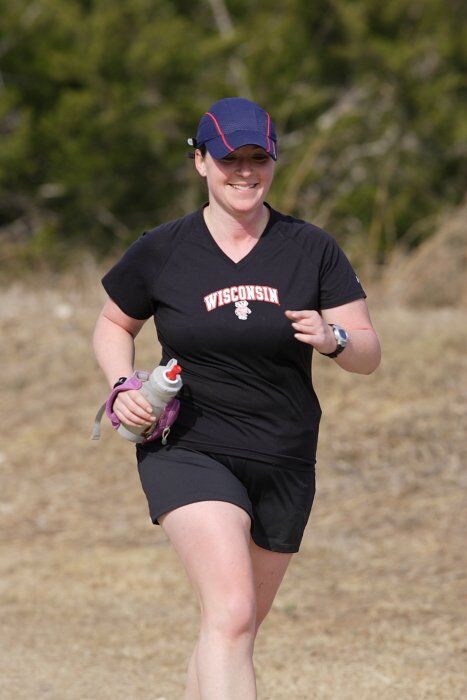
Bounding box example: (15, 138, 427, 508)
(0, 0, 466, 271)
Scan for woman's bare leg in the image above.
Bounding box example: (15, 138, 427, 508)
(249, 538, 294, 638)
(159, 500, 257, 700)
(178, 522, 294, 699)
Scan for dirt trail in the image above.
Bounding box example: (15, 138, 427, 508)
(0, 268, 465, 699)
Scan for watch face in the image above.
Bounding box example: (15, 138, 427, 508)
(333, 325, 348, 346)
(336, 328, 347, 341)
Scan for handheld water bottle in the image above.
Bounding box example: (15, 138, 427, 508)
(92, 359, 183, 444)
(118, 360, 182, 442)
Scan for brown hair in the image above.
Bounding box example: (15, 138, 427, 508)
(188, 144, 206, 159)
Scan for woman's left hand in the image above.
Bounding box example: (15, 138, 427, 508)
(285, 309, 337, 354)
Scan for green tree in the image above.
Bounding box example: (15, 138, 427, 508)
(0, 0, 465, 267)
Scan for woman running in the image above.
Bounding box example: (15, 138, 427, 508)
(92, 97, 381, 699)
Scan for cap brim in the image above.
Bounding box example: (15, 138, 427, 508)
(204, 130, 277, 161)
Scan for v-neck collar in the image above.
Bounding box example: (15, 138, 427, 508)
(196, 202, 277, 268)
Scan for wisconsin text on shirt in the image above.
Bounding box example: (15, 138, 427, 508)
(204, 285, 280, 311)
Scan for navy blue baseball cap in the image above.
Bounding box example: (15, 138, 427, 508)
(188, 97, 278, 160)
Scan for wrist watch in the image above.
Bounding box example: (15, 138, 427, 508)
(320, 324, 349, 358)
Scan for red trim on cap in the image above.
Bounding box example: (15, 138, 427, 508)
(205, 112, 235, 152)
(265, 112, 272, 155)
(266, 112, 277, 158)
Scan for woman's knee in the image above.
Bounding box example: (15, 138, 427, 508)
(201, 592, 257, 640)
(159, 500, 257, 638)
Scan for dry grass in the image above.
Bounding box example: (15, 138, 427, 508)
(378, 198, 467, 308)
(0, 258, 466, 699)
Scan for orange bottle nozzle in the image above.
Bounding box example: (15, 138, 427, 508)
(166, 364, 182, 381)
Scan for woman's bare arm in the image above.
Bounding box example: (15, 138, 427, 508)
(320, 299, 381, 374)
(92, 297, 147, 388)
(285, 298, 381, 375)
(92, 297, 156, 427)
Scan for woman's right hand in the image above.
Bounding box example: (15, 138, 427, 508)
(113, 390, 156, 428)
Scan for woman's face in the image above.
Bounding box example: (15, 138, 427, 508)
(194, 145, 275, 216)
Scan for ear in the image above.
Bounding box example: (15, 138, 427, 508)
(194, 149, 207, 177)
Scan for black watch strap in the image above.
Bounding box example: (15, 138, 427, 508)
(320, 324, 348, 358)
(321, 346, 343, 358)
(113, 376, 128, 388)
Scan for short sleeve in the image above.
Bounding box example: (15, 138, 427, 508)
(101, 233, 154, 320)
(318, 236, 367, 309)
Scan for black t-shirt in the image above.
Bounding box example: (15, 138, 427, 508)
(102, 203, 366, 470)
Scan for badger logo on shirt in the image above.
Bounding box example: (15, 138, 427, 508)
(235, 300, 251, 320)
(203, 284, 280, 312)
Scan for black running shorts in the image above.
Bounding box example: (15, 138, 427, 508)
(135, 445, 316, 553)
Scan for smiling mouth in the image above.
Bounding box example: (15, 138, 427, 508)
(229, 183, 258, 190)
